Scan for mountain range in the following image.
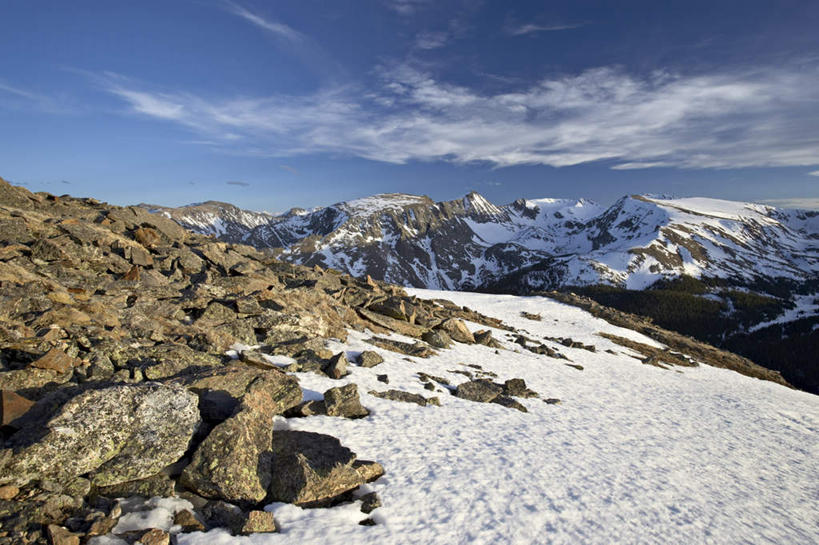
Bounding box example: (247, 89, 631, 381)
(144, 192, 819, 292)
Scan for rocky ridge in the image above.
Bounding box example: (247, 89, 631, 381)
(0, 177, 537, 544)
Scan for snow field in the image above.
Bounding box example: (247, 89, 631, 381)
(140, 290, 819, 544)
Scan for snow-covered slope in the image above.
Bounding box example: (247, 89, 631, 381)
(123, 289, 819, 545)
(153, 193, 819, 291)
(140, 201, 274, 243)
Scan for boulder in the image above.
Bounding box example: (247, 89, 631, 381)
(324, 384, 369, 418)
(0, 383, 200, 488)
(267, 431, 367, 506)
(181, 378, 296, 505)
(357, 308, 425, 338)
(177, 366, 301, 423)
(422, 329, 451, 348)
(357, 351, 384, 368)
(502, 378, 539, 398)
(435, 318, 475, 344)
(454, 379, 502, 403)
(323, 352, 347, 379)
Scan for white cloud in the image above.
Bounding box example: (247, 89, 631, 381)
(385, 0, 431, 15)
(103, 64, 819, 171)
(809, 170, 819, 176)
(0, 81, 43, 101)
(506, 22, 587, 36)
(611, 162, 673, 170)
(415, 31, 449, 50)
(224, 1, 303, 43)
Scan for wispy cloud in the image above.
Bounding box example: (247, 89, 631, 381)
(385, 0, 431, 15)
(0, 80, 69, 114)
(505, 22, 587, 36)
(279, 165, 299, 175)
(102, 63, 819, 171)
(809, 170, 819, 176)
(0, 81, 43, 101)
(224, 1, 303, 43)
(226, 180, 250, 187)
(415, 31, 449, 50)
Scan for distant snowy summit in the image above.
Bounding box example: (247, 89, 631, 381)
(145, 192, 819, 291)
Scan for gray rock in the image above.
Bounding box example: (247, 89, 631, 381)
(323, 352, 347, 379)
(180, 377, 300, 505)
(454, 379, 502, 403)
(0, 383, 200, 488)
(368, 389, 437, 407)
(267, 431, 367, 507)
(491, 396, 528, 412)
(324, 384, 369, 419)
(357, 351, 384, 368)
(422, 329, 452, 348)
(176, 366, 301, 423)
(359, 492, 381, 514)
(502, 378, 538, 398)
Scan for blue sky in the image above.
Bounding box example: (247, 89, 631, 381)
(1, 0, 818, 212)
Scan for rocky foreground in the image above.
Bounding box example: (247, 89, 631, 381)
(0, 178, 553, 544)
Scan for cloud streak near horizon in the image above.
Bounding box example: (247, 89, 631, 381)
(102, 64, 819, 171)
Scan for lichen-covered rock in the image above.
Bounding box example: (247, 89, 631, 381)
(239, 510, 278, 534)
(176, 366, 301, 423)
(0, 383, 200, 488)
(180, 377, 300, 505)
(267, 431, 367, 506)
(324, 384, 369, 418)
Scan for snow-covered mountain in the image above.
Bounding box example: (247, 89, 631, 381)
(152, 192, 819, 292)
(141, 201, 274, 243)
